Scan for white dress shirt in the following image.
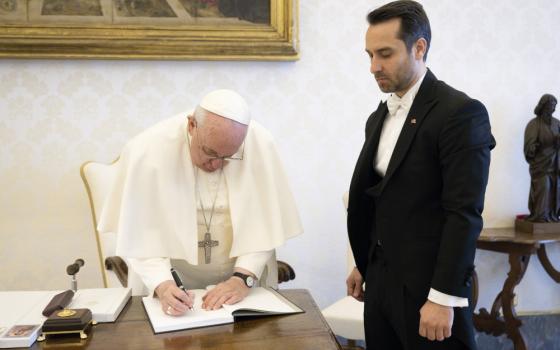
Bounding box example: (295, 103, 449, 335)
(374, 70, 468, 308)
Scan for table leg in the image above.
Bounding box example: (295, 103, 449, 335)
(471, 269, 479, 311)
(473, 253, 530, 350)
(537, 244, 560, 283)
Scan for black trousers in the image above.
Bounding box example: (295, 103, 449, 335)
(363, 246, 470, 350)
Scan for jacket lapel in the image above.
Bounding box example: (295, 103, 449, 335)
(363, 101, 389, 168)
(373, 70, 439, 196)
(349, 101, 388, 199)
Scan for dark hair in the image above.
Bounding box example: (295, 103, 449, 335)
(534, 94, 557, 116)
(367, 0, 431, 61)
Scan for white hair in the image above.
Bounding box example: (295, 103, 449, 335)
(193, 105, 207, 126)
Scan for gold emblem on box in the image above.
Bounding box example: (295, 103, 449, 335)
(56, 309, 77, 318)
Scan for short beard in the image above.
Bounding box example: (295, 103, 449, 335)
(376, 56, 417, 95)
(392, 67, 416, 95)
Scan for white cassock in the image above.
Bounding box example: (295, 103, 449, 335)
(98, 113, 303, 295)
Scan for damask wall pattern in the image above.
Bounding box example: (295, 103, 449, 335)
(1, 0, 560, 312)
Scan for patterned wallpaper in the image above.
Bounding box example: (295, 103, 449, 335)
(1, 0, 560, 312)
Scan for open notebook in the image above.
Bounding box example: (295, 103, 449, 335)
(142, 287, 303, 334)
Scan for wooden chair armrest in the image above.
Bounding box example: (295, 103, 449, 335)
(105, 256, 295, 287)
(277, 260, 295, 284)
(104, 256, 128, 287)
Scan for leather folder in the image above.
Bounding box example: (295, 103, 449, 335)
(42, 290, 74, 317)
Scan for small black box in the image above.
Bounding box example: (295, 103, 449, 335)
(39, 309, 93, 340)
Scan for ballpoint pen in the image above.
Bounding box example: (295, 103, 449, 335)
(170, 268, 194, 310)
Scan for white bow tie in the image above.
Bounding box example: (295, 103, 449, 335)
(386, 94, 410, 117)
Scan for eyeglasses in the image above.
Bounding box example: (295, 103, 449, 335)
(192, 124, 245, 162)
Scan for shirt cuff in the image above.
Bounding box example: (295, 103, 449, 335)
(234, 250, 274, 279)
(127, 257, 173, 297)
(428, 288, 469, 308)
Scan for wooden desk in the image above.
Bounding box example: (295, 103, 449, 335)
(473, 228, 560, 350)
(25, 289, 341, 350)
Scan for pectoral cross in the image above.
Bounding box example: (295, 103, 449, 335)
(198, 232, 219, 264)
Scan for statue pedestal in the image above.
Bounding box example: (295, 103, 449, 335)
(515, 218, 560, 234)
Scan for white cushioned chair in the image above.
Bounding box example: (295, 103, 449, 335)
(321, 192, 365, 349)
(80, 159, 148, 296)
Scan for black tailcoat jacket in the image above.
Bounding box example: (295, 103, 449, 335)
(347, 70, 495, 348)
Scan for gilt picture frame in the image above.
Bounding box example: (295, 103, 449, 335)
(0, 0, 298, 61)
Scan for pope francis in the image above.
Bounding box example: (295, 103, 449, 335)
(98, 89, 302, 316)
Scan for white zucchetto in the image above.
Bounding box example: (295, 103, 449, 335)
(199, 89, 251, 125)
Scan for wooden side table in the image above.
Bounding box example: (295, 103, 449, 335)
(473, 228, 560, 350)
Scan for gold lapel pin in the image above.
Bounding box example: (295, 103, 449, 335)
(411, 118, 417, 124)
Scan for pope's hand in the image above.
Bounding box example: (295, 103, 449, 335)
(202, 277, 250, 310)
(155, 280, 195, 316)
(419, 300, 454, 341)
(346, 267, 364, 301)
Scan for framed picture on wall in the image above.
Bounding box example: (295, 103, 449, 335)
(0, 0, 298, 61)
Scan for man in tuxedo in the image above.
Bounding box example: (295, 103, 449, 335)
(346, 1, 495, 349)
